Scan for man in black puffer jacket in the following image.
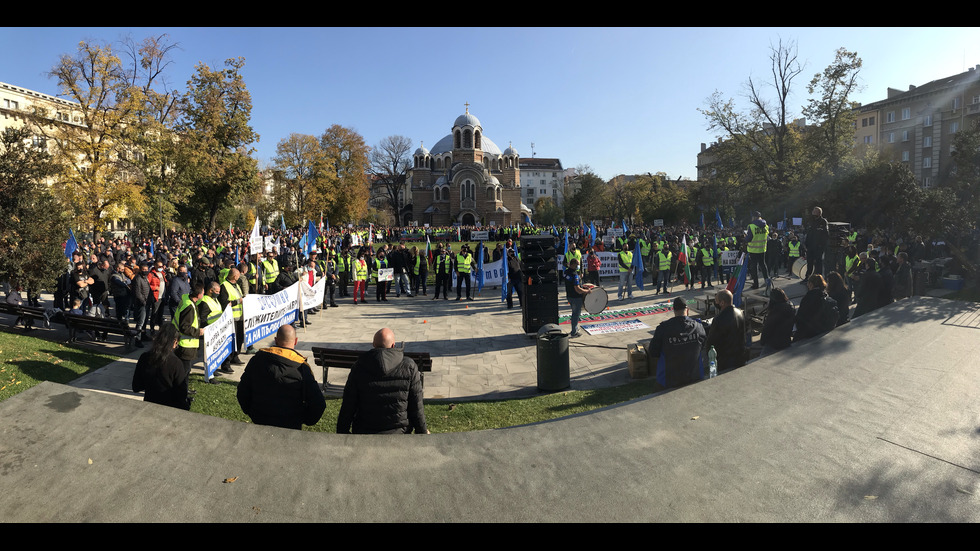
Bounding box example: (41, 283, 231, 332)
(337, 327, 429, 435)
(237, 324, 326, 430)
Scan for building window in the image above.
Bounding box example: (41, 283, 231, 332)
(923, 114, 932, 126)
(924, 136, 932, 147)
(886, 111, 895, 123)
(888, 132, 895, 143)
(863, 135, 873, 144)
(923, 157, 932, 168)
(902, 130, 909, 142)
(950, 121, 960, 134)
(923, 177, 932, 188)
(902, 151, 909, 162)
(953, 97, 961, 110)
(3, 99, 18, 109)
(902, 107, 911, 120)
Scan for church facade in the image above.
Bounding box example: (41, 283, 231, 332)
(402, 107, 530, 227)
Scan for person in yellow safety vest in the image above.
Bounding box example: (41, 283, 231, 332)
(617, 243, 634, 301)
(746, 211, 770, 289)
(197, 282, 225, 381)
(697, 243, 715, 289)
(455, 245, 474, 301)
(219, 268, 247, 369)
(173, 284, 205, 377)
(352, 251, 368, 304)
(567, 242, 582, 275)
(639, 237, 651, 271)
(374, 251, 390, 303)
(261, 249, 280, 294)
(786, 234, 805, 277)
(656, 247, 672, 295)
(433, 246, 452, 300)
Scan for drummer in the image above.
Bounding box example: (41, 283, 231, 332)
(565, 258, 597, 338)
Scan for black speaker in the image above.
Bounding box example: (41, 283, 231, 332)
(521, 235, 559, 285)
(522, 282, 558, 333)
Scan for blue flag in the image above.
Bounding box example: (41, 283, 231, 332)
(623, 219, 629, 234)
(731, 253, 749, 308)
(280, 215, 287, 232)
(306, 220, 319, 256)
(716, 208, 724, 229)
(64, 229, 77, 260)
(150, 239, 155, 258)
(632, 237, 645, 291)
(699, 212, 705, 228)
(235, 245, 240, 266)
(590, 221, 596, 247)
(501, 248, 509, 303)
(299, 232, 308, 254)
(476, 242, 485, 292)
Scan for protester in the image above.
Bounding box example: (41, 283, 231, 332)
(131, 324, 190, 410)
(647, 297, 706, 388)
(758, 287, 795, 357)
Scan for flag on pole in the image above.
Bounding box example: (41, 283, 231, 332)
(64, 229, 78, 260)
(235, 245, 240, 266)
(728, 252, 749, 308)
(590, 221, 596, 247)
(623, 219, 629, 235)
(249, 216, 262, 255)
(306, 220, 319, 256)
(320, 212, 324, 234)
(632, 237, 645, 291)
(501, 246, 510, 303)
(280, 214, 286, 232)
(475, 242, 485, 293)
(699, 212, 705, 228)
(368, 223, 374, 245)
(150, 239, 155, 258)
(425, 235, 432, 265)
(716, 208, 724, 229)
(679, 235, 692, 285)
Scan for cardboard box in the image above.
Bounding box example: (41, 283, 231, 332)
(627, 343, 648, 378)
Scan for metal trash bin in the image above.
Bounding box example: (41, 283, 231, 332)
(536, 323, 569, 391)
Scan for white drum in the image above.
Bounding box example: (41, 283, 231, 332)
(584, 287, 609, 315)
(791, 258, 807, 279)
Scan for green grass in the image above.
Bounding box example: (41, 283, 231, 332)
(0, 327, 120, 402)
(0, 324, 666, 433)
(188, 373, 663, 433)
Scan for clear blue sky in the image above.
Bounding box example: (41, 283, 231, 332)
(3, 27, 978, 182)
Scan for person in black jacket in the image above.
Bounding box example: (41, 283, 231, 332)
(236, 324, 326, 430)
(704, 290, 747, 371)
(794, 274, 837, 342)
(826, 271, 851, 327)
(648, 297, 707, 388)
(804, 206, 830, 280)
(337, 328, 429, 435)
(132, 324, 190, 410)
(759, 287, 795, 357)
(851, 254, 881, 319)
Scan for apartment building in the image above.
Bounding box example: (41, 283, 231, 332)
(519, 156, 565, 213)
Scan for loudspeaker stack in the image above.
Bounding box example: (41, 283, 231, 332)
(520, 235, 559, 333)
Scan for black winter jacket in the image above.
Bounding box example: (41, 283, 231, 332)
(336, 348, 427, 435)
(704, 305, 747, 371)
(237, 346, 326, 430)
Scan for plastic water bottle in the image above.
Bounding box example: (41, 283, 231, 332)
(708, 346, 717, 379)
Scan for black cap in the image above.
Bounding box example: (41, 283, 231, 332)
(673, 297, 687, 310)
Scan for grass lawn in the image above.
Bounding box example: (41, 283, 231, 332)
(0, 327, 120, 403)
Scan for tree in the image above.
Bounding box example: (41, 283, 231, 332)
(563, 166, 609, 223)
(804, 48, 863, 181)
(0, 127, 69, 295)
(607, 175, 649, 223)
(26, 38, 154, 239)
(822, 156, 921, 233)
(532, 196, 563, 226)
(272, 133, 325, 226)
(320, 125, 370, 225)
(369, 135, 412, 218)
(176, 57, 259, 231)
(700, 39, 813, 206)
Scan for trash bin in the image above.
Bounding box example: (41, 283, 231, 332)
(536, 323, 569, 391)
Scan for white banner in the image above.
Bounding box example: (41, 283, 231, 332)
(470, 230, 489, 241)
(583, 319, 650, 335)
(377, 268, 393, 282)
(242, 282, 300, 347)
(720, 250, 739, 267)
(203, 305, 236, 379)
(299, 275, 326, 311)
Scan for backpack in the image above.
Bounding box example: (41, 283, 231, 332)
(818, 295, 839, 333)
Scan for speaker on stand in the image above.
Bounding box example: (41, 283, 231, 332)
(520, 235, 559, 334)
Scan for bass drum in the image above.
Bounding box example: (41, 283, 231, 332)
(584, 287, 609, 315)
(791, 258, 807, 280)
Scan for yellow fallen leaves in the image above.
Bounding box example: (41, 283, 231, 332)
(223, 477, 238, 483)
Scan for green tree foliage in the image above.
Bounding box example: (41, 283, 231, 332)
(320, 124, 370, 225)
(803, 48, 863, 181)
(636, 173, 696, 225)
(0, 127, 69, 294)
(26, 39, 151, 238)
(563, 167, 609, 223)
(823, 156, 922, 233)
(176, 57, 259, 231)
(532, 196, 563, 226)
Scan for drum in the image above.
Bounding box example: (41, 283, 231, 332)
(791, 258, 807, 280)
(584, 287, 609, 315)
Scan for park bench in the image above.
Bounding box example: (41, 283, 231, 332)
(0, 302, 49, 330)
(63, 312, 137, 352)
(310, 346, 432, 393)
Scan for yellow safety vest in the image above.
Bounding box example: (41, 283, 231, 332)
(221, 280, 243, 320)
(700, 248, 714, 267)
(788, 241, 802, 258)
(354, 260, 368, 281)
(657, 251, 671, 271)
(199, 295, 223, 326)
(457, 253, 472, 274)
(262, 258, 279, 284)
(619, 250, 633, 272)
(172, 294, 199, 350)
(747, 223, 768, 254)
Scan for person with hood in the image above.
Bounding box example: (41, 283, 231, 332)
(647, 297, 707, 388)
(236, 324, 326, 430)
(336, 327, 429, 435)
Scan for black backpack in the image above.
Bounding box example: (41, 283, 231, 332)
(818, 295, 839, 333)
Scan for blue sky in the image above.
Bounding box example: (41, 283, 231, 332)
(3, 27, 978, 181)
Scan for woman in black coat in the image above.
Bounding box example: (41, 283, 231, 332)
(794, 274, 833, 342)
(759, 287, 795, 357)
(132, 324, 190, 410)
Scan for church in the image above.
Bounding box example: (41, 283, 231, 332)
(402, 106, 531, 227)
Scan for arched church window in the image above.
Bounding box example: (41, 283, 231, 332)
(454, 130, 461, 149)
(475, 131, 481, 149)
(463, 129, 472, 149)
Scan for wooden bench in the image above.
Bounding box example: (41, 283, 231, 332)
(310, 346, 432, 393)
(63, 313, 137, 352)
(0, 302, 48, 329)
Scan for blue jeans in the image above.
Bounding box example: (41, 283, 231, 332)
(569, 297, 584, 335)
(617, 271, 633, 299)
(658, 270, 670, 293)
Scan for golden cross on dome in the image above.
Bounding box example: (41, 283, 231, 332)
(464, 102, 470, 113)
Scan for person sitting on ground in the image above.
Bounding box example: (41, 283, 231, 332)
(132, 324, 190, 410)
(236, 324, 326, 430)
(647, 297, 707, 388)
(793, 274, 838, 342)
(336, 327, 429, 435)
(703, 289, 747, 371)
(758, 287, 795, 357)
